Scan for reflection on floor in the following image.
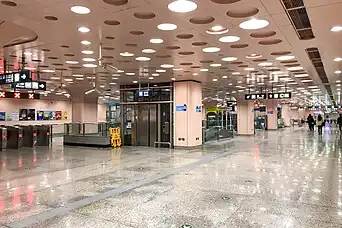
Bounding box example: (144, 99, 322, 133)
(0, 128, 342, 227)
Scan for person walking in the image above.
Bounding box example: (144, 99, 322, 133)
(337, 114, 342, 132)
(307, 114, 315, 131)
(317, 114, 324, 136)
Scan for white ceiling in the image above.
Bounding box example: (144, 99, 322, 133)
(0, 0, 341, 106)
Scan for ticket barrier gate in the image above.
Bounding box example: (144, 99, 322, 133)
(22, 125, 37, 147)
(37, 125, 51, 146)
(0, 127, 7, 150)
(6, 126, 23, 149)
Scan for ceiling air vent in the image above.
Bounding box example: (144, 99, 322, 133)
(280, 0, 315, 40)
(305, 47, 334, 103)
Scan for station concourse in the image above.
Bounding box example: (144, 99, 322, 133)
(0, 0, 342, 227)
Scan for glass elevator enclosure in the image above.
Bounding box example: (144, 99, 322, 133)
(120, 83, 173, 148)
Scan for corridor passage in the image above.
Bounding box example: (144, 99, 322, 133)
(1, 128, 342, 228)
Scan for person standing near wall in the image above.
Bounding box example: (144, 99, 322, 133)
(317, 114, 324, 136)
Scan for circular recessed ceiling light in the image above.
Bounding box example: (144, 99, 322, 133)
(232, 72, 240, 75)
(246, 54, 262, 59)
(239, 18, 269, 30)
(82, 50, 93, 54)
(142, 49, 156, 54)
(221, 57, 238, 62)
(219, 36, 240, 43)
(156, 69, 166, 73)
(157, 23, 177, 31)
(168, 0, 198, 13)
(83, 63, 97, 68)
(258, 62, 273, 67)
(202, 47, 220, 53)
(161, 64, 174, 68)
(78, 26, 90, 33)
(334, 57, 342, 62)
(120, 52, 134, 57)
(222, 75, 228, 79)
(148, 77, 154, 80)
(126, 72, 135, 76)
(42, 69, 55, 73)
(210, 63, 221, 67)
(66, 61, 79, 64)
(335, 70, 342, 74)
(82, 58, 96, 62)
(200, 68, 209, 72)
(81, 40, 91, 45)
(331, 26, 342, 32)
(133, 80, 138, 84)
(117, 70, 124, 73)
(275, 55, 295, 61)
(244, 67, 255, 71)
(212, 78, 218, 82)
(71, 6, 90, 14)
(288, 66, 304, 71)
(206, 25, 229, 35)
(173, 68, 183, 71)
(135, 56, 151, 61)
(152, 73, 160, 76)
(150, 38, 164, 44)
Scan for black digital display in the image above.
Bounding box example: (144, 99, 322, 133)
(268, 92, 292, 99)
(0, 91, 40, 100)
(245, 93, 267, 100)
(11, 81, 46, 91)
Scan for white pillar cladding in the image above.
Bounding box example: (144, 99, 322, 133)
(282, 104, 291, 127)
(237, 100, 254, 135)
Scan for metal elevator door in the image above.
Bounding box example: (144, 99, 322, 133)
(136, 104, 157, 146)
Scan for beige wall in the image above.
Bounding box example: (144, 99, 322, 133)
(173, 81, 202, 147)
(266, 100, 278, 130)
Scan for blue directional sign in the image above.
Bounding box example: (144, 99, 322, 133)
(0, 70, 32, 84)
(176, 104, 187, 112)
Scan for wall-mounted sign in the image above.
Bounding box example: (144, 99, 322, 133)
(0, 70, 31, 84)
(245, 93, 267, 100)
(268, 92, 292, 99)
(176, 104, 187, 112)
(0, 91, 40, 100)
(196, 105, 201, 113)
(12, 81, 46, 91)
(136, 90, 150, 97)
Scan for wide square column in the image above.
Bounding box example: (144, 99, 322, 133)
(266, 100, 278, 130)
(237, 101, 254, 135)
(173, 81, 202, 148)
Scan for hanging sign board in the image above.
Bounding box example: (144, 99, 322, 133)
(0, 70, 32, 84)
(245, 93, 267, 100)
(268, 92, 292, 99)
(11, 81, 46, 91)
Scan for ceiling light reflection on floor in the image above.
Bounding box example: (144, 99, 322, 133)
(239, 18, 269, 30)
(168, 0, 197, 13)
(71, 6, 90, 14)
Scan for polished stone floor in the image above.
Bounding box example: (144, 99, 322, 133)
(0, 127, 342, 227)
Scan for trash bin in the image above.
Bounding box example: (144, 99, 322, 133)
(22, 125, 37, 147)
(0, 127, 7, 150)
(6, 126, 23, 149)
(37, 125, 51, 146)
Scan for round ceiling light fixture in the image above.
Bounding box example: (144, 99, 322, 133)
(135, 56, 151, 61)
(200, 68, 209, 72)
(83, 63, 97, 68)
(210, 63, 222, 67)
(142, 49, 156, 54)
(258, 62, 273, 67)
(219, 35, 240, 43)
(81, 40, 91, 45)
(334, 57, 342, 62)
(161, 64, 174, 68)
(168, 0, 198, 13)
(275, 55, 295, 61)
(202, 47, 221, 53)
(221, 57, 238, 62)
(120, 52, 134, 57)
(78, 26, 90, 33)
(152, 73, 160, 76)
(81, 50, 94, 54)
(288, 66, 304, 71)
(246, 54, 262, 59)
(66, 61, 79, 64)
(239, 18, 269, 30)
(156, 69, 166, 73)
(173, 68, 183, 71)
(232, 72, 240, 75)
(126, 73, 136, 76)
(206, 25, 229, 35)
(157, 23, 178, 31)
(335, 70, 342, 74)
(244, 67, 255, 71)
(331, 26, 342, 32)
(71, 6, 90, 14)
(82, 58, 96, 62)
(150, 38, 164, 44)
